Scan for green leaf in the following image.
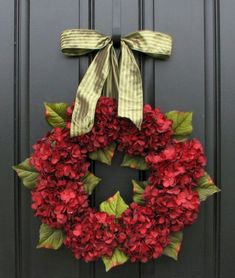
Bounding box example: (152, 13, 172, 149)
(195, 172, 220, 201)
(44, 102, 69, 128)
(121, 154, 148, 170)
(12, 158, 39, 189)
(166, 111, 193, 140)
(163, 231, 183, 260)
(89, 143, 116, 165)
(37, 223, 65, 250)
(100, 191, 128, 218)
(102, 248, 129, 272)
(82, 171, 101, 195)
(132, 179, 147, 204)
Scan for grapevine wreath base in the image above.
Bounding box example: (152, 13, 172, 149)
(13, 97, 219, 271)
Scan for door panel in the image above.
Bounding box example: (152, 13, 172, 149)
(220, 0, 235, 277)
(24, 1, 81, 278)
(1, 0, 234, 277)
(0, 1, 15, 277)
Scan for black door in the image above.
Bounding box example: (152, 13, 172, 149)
(1, 0, 235, 277)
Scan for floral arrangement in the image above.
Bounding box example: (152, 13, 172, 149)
(13, 96, 219, 271)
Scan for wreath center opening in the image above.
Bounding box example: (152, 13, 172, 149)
(93, 151, 144, 206)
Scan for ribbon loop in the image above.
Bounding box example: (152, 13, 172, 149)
(61, 29, 172, 137)
(122, 30, 172, 58)
(61, 29, 111, 56)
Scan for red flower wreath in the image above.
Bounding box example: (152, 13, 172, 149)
(13, 96, 219, 271)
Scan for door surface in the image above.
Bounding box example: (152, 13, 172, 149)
(1, 0, 235, 278)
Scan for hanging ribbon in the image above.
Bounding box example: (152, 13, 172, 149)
(61, 29, 172, 137)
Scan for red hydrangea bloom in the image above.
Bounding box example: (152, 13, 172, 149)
(118, 203, 170, 262)
(67, 97, 120, 152)
(31, 177, 89, 229)
(117, 118, 147, 156)
(30, 127, 89, 179)
(144, 185, 200, 232)
(64, 210, 118, 261)
(117, 105, 172, 156)
(141, 105, 173, 152)
(30, 127, 90, 228)
(146, 139, 206, 188)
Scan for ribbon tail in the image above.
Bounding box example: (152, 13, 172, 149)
(71, 43, 112, 137)
(103, 47, 119, 99)
(118, 41, 143, 129)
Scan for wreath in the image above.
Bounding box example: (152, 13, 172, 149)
(13, 96, 219, 271)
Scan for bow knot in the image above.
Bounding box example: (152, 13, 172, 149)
(61, 29, 172, 137)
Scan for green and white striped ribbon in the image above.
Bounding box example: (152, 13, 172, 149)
(61, 29, 172, 137)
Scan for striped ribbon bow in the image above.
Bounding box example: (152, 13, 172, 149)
(61, 29, 172, 137)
